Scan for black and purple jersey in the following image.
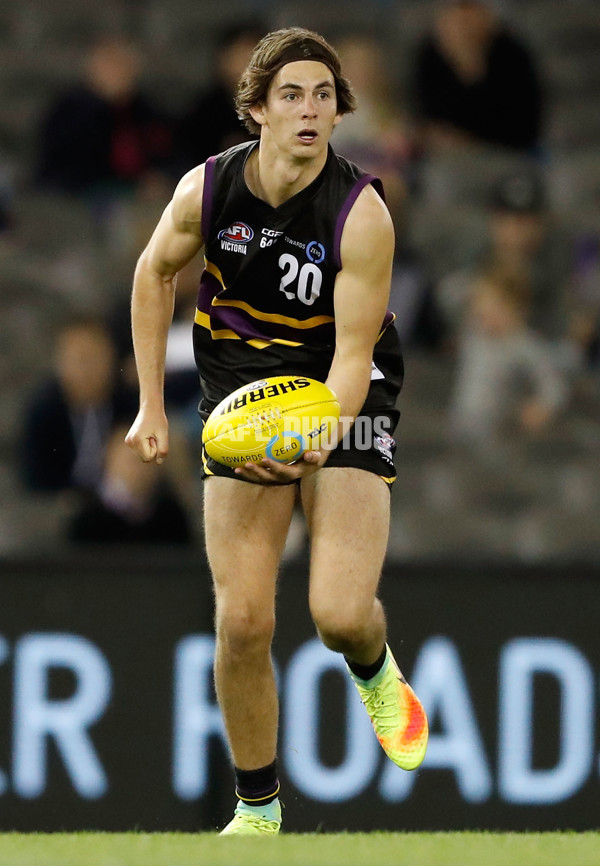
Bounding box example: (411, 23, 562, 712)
(193, 140, 402, 417)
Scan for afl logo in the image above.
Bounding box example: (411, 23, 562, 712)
(218, 222, 254, 243)
(306, 241, 325, 264)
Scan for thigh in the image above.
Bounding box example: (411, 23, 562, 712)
(204, 476, 297, 602)
(301, 467, 391, 617)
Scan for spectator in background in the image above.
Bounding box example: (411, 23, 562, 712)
(176, 23, 264, 173)
(333, 34, 437, 347)
(0, 159, 13, 237)
(570, 233, 600, 371)
(413, 0, 543, 154)
(67, 425, 193, 545)
(437, 171, 580, 368)
(20, 316, 196, 546)
(20, 316, 136, 493)
(36, 37, 174, 203)
(108, 268, 203, 444)
(334, 33, 413, 231)
(449, 266, 567, 447)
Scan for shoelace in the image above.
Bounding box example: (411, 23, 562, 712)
(359, 683, 401, 736)
(233, 814, 279, 831)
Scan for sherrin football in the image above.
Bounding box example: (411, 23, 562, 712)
(202, 376, 340, 467)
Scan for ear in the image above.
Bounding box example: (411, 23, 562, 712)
(249, 103, 267, 127)
(332, 112, 343, 128)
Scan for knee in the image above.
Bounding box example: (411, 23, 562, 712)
(216, 602, 275, 660)
(310, 602, 369, 655)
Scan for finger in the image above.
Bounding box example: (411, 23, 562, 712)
(234, 462, 295, 485)
(148, 436, 160, 460)
(234, 466, 271, 484)
(258, 458, 299, 479)
(153, 436, 167, 464)
(125, 435, 151, 462)
(136, 436, 156, 463)
(239, 462, 275, 481)
(301, 450, 321, 464)
(155, 437, 171, 465)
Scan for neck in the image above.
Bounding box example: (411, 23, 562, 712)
(246, 135, 328, 208)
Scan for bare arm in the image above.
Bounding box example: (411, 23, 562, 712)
(325, 184, 395, 430)
(125, 165, 206, 463)
(237, 184, 394, 484)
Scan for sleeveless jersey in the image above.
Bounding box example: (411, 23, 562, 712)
(193, 140, 402, 413)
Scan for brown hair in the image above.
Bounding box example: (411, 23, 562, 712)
(236, 27, 356, 134)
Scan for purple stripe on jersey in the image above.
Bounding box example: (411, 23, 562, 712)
(196, 269, 222, 312)
(212, 306, 276, 343)
(333, 174, 379, 270)
(333, 174, 393, 334)
(381, 309, 394, 330)
(201, 156, 217, 240)
(209, 304, 334, 346)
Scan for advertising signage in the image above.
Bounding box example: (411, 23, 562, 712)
(0, 556, 598, 832)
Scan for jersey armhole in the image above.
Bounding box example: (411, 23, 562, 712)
(201, 155, 217, 240)
(333, 175, 385, 270)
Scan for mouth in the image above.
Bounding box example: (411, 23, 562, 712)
(297, 129, 318, 144)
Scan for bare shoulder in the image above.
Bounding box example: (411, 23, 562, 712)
(171, 164, 206, 229)
(140, 164, 206, 271)
(340, 183, 395, 266)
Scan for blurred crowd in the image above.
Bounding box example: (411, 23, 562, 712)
(2, 0, 599, 557)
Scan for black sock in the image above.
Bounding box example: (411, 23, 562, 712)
(235, 760, 280, 805)
(345, 644, 387, 682)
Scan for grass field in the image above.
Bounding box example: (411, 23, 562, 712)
(1, 832, 598, 866)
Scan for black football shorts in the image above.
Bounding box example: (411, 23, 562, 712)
(200, 408, 398, 486)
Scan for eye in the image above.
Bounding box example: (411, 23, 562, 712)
(317, 91, 331, 100)
(284, 92, 298, 101)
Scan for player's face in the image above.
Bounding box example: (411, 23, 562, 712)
(250, 60, 342, 157)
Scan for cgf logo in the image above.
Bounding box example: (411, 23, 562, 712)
(260, 228, 283, 249)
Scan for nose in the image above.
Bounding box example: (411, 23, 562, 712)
(302, 95, 318, 117)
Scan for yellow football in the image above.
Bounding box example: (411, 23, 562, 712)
(202, 376, 340, 468)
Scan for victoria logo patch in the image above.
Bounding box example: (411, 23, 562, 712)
(219, 222, 253, 243)
(219, 222, 254, 254)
